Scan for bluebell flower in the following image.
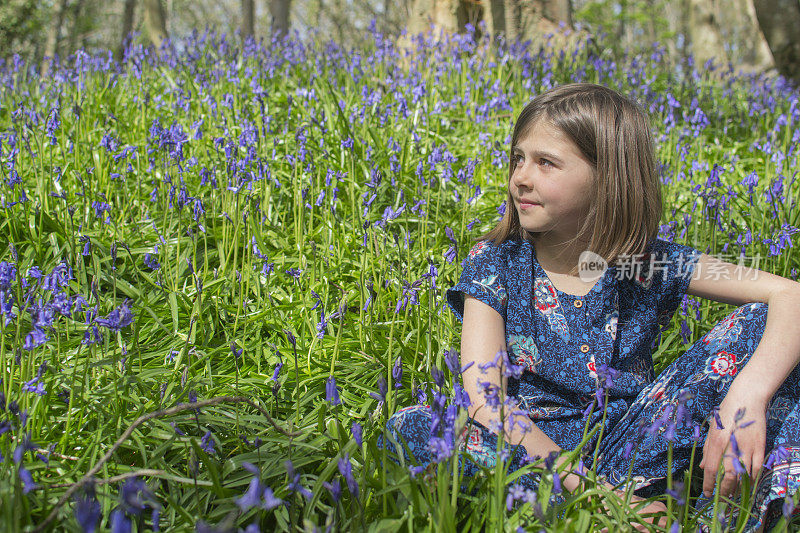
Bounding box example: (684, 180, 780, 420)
(109, 508, 131, 533)
(326, 376, 341, 405)
(351, 421, 363, 447)
(392, 356, 403, 388)
(236, 477, 263, 511)
(143, 253, 160, 270)
(23, 328, 49, 350)
(74, 487, 101, 533)
(322, 478, 341, 503)
(95, 299, 134, 331)
(369, 376, 387, 403)
(200, 431, 216, 454)
(262, 486, 283, 510)
(338, 454, 359, 498)
(120, 477, 155, 515)
(19, 466, 37, 493)
(22, 376, 46, 396)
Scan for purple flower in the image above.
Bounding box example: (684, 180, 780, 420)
(444, 348, 473, 375)
(120, 477, 154, 515)
(110, 508, 131, 533)
(431, 365, 445, 387)
(19, 466, 37, 494)
(338, 454, 359, 498)
(143, 254, 160, 270)
(326, 376, 341, 405)
(230, 343, 242, 358)
(322, 478, 341, 503)
(369, 376, 387, 403)
(783, 497, 795, 519)
(23, 328, 49, 350)
(22, 376, 46, 396)
(351, 422, 363, 447)
(0, 261, 16, 289)
(392, 356, 403, 388)
(270, 362, 283, 382)
(443, 246, 457, 264)
(95, 300, 134, 332)
(286, 473, 312, 500)
(200, 431, 215, 455)
(74, 489, 101, 533)
(236, 477, 263, 511)
(262, 486, 283, 510)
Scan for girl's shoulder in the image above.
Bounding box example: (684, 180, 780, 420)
(464, 238, 526, 268)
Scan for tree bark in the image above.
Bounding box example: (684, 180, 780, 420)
(740, 0, 773, 72)
(406, 0, 460, 37)
(688, 0, 728, 67)
(143, 0, 168, 49)
(504, 0, 519, 41)
(116, 0, 137, 62)
(517, 0, 572, 41)
(270, 0, 291, 39)
(483, 0, 505, 37)
(42, 0, 69, 75)
(67, 0, 85, 56)
(752, 0, 800, 83)
(242, 0, 255, 39)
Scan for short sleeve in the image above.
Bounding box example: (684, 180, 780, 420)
(446, 240, 508, 323)
(647, 238, 702, 326)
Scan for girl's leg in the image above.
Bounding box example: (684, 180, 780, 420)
(596, 303, 800, 529)
(376, 404, 540, 492)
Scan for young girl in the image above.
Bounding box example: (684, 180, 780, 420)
(377, 83, 800, 530)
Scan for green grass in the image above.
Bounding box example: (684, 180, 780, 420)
(0, 28, 798, 532)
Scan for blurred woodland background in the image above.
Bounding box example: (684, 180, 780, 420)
(1, 0, 798, 84)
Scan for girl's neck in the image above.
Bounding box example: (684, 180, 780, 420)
(531, 232, 589, 276)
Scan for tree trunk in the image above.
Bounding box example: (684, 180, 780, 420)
(483, 0, 505, 37)
(406, 0, 460, 37)
(517, 0, 572, 41)
(143, 0, 168, 49)
(242, 0, 255, 39)
(752, 0, 800, 83)
(739, 0, 773, 72)
(270, 0, 291, 39)
(116, 0, 137, 62)
(688, 0, 728, 67)
(42, 0, 69, 75)
(67, 0, 85, 56)
(504, 0, 519, 41)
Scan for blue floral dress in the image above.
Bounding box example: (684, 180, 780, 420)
(377, 238, 800, 531)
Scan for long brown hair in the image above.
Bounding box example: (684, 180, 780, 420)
(481, 83, 663, 275)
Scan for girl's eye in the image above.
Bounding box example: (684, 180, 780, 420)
(540, 158, 554, 168)
(511, 154, 523, 166)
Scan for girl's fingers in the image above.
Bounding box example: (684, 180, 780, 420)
(702, 450, 721, 496)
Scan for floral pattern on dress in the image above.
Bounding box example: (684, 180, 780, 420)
(701, 306, 745, 352)
(459, 423, 496, 468)
(604, 309, 619, 341)
(508, 334, 541, 373)
(587, 354, 598, 381)
(533, 277, 570, 342)
(472, 275, 508, 308)
(705, 350, 738, 379)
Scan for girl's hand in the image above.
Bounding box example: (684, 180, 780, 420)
(700, 388, 768, 499)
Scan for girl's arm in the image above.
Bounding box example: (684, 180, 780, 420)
(461, 294, 581, 492)
(686, 253, 800, 497)
(462, 295, 668, 526)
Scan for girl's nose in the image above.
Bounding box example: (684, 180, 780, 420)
(512, 162, 534, 189)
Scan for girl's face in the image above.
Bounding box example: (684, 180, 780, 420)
(510, 120, 595, 242)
